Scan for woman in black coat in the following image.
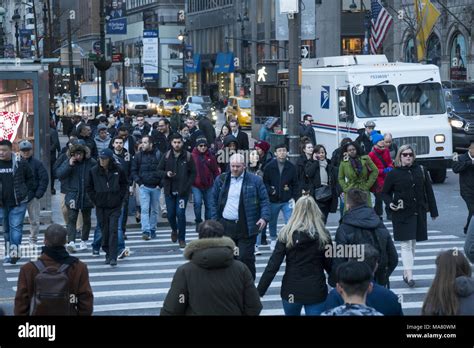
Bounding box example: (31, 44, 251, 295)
(382, 145, 438, 288)
(452, 143, 474, 234)
(305, 145, 337, 224)
(296, 141, 314, 196)
(257, 195, 332, 316)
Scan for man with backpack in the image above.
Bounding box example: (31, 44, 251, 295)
(329, 188, 398, 288)
(14, 224, 93, 315)
(157, 133, 196, 248)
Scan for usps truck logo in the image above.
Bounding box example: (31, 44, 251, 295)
(321, 86, 330, 109)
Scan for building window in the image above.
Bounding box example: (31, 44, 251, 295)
(450, 33, 467, 80)
(404, 37, 416, 63)
(342, 0, 370, 12)
(426, 33, 441, 67)
(341, 37, 363, 55)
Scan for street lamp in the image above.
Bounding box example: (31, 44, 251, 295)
(0, 7, 5, 58)
(361, 0, 371, 54)
(12, 10, 20, 58)
(237, 12, 249, 94)
(178, 29, 188, 98)
(135, 40, 143, 86)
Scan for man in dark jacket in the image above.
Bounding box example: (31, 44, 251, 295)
(0, 139, 34, 264)
(263, 144, 299, 251)
(330, 188, 398, 288)
(134, 113, 151, 136)
(50, 124, 61, 195)
(197, 114, 216, 147)
(229, 119, 249, 150)
(158, 133, 196, 248)
(18, 140, 49, 245)
(355, 120, 376, 155)
(210, 153, 270, 279)
(152, 118, 172, 154)
(131, 135, 162, 241)
(77, 124, 98, 159)
(109, 126, 136, 157)
(87, 149, 128, 266)
(185, 117, 203, 152)
(14, 224, 93, 316)
(452, 142, 474, 234)
(161, 220, 262, 315)
(299, 114, 316, 145)
(55, 143, 97, 253)
(68, 115, 85, 137)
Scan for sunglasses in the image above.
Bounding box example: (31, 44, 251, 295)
(401, 153, 414, 157)
(198, 144, 207, 148)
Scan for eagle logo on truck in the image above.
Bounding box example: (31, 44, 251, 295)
(321, 86, 330, 109)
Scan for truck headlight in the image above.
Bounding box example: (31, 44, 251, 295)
(450, 119, 464, 129)
(241, 112, 249, 117)
(434, 134, 445, 144)
(190, 111, 197, 117)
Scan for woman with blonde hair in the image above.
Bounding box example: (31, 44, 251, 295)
(382, 145, 438, 288)
(257, 195, 332, 315)
(422, 250, 474, 315)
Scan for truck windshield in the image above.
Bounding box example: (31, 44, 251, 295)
(238, 99, 251, 108)
(190, 96, 211, 103)
(82, 96, 99, 104)
(398, 83, 445, 115)
(452, 89, 474, 113)
(353, 85, 399, 118)
(128, 94, 149, 102)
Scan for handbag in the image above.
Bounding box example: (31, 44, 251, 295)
(314, 185, 332, 202)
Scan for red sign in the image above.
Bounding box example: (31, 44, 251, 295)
(0, 112, 24, 142)
(112, 53, 124, 63)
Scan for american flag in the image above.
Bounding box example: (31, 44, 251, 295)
(370, 0, 393, 54)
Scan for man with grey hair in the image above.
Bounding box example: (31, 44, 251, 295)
(383, 133, 398, 161)
(210, 153, 271, 279)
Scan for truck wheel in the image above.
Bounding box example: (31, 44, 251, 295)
(429, 168, 447, 184)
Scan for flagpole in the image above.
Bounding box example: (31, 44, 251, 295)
(363, 2, 371, 55)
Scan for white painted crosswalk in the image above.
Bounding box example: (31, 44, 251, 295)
(0, 222, 467, 316)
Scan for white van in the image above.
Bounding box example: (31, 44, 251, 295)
(301, 55, 452, 183)
(122, 87, 156, 116)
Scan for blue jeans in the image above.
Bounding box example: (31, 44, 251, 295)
(269, 202, 293, 239)
(92, 205, 127, 252)
(191, 187, 212, 223)
(139, 186, 160, 236)
(282, 300, 326, 316)
(2, 203, 28, 259)
(165, 194, 188, 242)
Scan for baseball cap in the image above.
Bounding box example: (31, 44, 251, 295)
(364, 121, 376, 128)
(99, 148, 114, 159)
(19, 140, 33, 151)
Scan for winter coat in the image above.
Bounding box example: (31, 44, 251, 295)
(331, 147, 346, 195)
(258, 151, 273, 171)
(355, 129, 373, 155)
(131, 149, 162, 188)
(112, 149, 132, 184)
(211, 171, 271, 237)
(161, 237, 262, 316)
(50, 127, 61, 159)
(134, 122, 151, 137)
(296, 155, 312, 194)
(452, 152, 474, 202)
(78, 135, 98, 159)
(188, 126, 204, 152)
(94, 134, 111, 153)
(0, 154, 35, 207)
(14, 254, 93, 316)
(338, 155, 378, 208)
(263, 159, 300, 203)
(330, 206, 399, 287)
(456, 276, 474, 315)
(198, 116, 216, 145)
(87, 161, 128, 209)
(25, 157, 49, 199)
(465, 217, 474, 263)
(157, 150, 196, 197)
(108, 136, 135, 157)
(53, 152, 69, 194)
(152, 130, 172, 154)
(382, 164, 438, 241)
(55, 146, 97, 210)
(232, 130, 249, 151)
(368, 147, 393, 193)
(305, 158, 338, 213)
(257, 230, 332, 304)
(299, 124, 316, 145)
(191, 148, 220, 190)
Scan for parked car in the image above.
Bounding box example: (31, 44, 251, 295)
(225, 97, 252, 128)
(443, 80, 474, 152)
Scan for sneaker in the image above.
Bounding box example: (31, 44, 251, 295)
(110, 259, 117, 267)
(66, 241, 77, 253)
(179, 240, 186, 248)
(118, 248, 130, 259)
(171, 230, 178, 243)
(92, 249, 100, 257)
(79, 241, 88, 250)
(162, 212, 167, 218)
(105, 255, 110, 264)
(254, 245, 262, 256)
(135, 212, 141, 223)
(142, 232, 151, 241)
(150, 230, 156, 239)
(270, 240, 276, 251)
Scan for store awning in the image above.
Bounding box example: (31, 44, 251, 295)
(185, 54, 201, 73)
(213, 52, 234, 73)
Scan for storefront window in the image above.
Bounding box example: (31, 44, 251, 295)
(450, 33, 467, 80)
(342, 37, 363, 55)
(426, 34, 441, 67)
(405, 37, 416, 62)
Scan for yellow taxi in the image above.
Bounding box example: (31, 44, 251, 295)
(158, 99, 181, 117)
(225, 97, 252, 128)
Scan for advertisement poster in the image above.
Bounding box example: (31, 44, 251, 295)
(19, 29, 33, 59)
(143, 30, 159, 82)
(106, 0, 127, 34)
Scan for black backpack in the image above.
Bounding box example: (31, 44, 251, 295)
(29, 260, 75, 316)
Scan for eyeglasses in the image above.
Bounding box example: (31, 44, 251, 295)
(401, 153, 414, 157)
(198, 144, 207, 148)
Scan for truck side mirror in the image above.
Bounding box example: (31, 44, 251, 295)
(339, 111, 348, 120)
(447, 105, 453, 114)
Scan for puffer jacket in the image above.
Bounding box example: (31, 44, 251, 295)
(25, 156, 49, 199)
(368, 147, 393, 193)
(161, 237, 262, 315)
(94, 134, 111, 153)
(131, 148, 162, 188)
(0, 153, 35, 207)
(55, 145, 97, 210)
(87, 161, 128, 209)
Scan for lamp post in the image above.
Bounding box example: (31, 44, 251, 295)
(237, 12, 249, 94)
(135, 40, 143, 86)
(178, 30, 188, 99)
(12, 11, 20, 58)
(0, 7, 5, 58)
(361, 1, 371, 55)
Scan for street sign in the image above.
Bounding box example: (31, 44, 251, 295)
(112, 53, 123, 63)
(301, 45, 310, 59)
(256, 63, 278, 86)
